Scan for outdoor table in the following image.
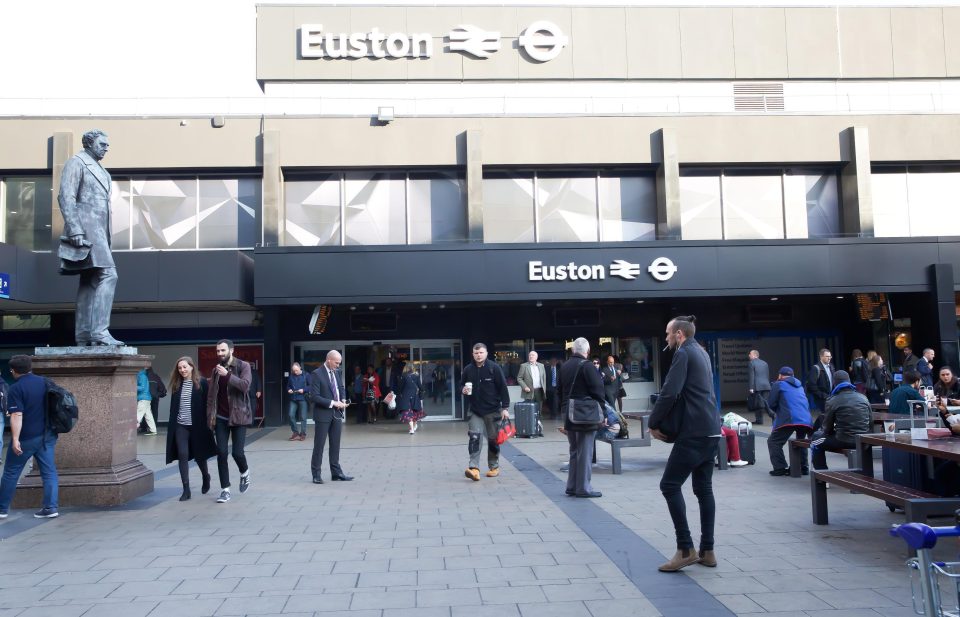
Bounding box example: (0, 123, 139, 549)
(857, 433, 960, 478)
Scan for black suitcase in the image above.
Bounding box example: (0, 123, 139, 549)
(736, 422, 756, 464)
(514, 401, 542, 438)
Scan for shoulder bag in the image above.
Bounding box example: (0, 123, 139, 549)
(566, 361, 603, 425)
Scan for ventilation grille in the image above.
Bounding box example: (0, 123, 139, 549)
(734, 83, 784, 111)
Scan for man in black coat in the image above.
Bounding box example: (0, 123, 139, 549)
(812, 370, 871, 470)
(804, 348, 835, 414)
(558, 338, 605, 499)
(649, 315, 722, 573)
(307, 350, 353, 484)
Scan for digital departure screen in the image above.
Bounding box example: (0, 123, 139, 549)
(856, 293, 890, 321)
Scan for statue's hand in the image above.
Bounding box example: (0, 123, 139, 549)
(69, 234, 86, 248)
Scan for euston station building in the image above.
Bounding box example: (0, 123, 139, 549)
(2, 2, 960, 424)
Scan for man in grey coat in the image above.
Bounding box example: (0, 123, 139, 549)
(747, 350, 771, 424)
(57, 129, 123, 346)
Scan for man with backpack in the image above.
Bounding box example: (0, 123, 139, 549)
(0, 355, 59, 519)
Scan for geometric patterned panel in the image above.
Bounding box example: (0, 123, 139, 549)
(131, 178, 197, 249)
(198, 178, 260, 249)
(284, 176, 341, 246)
(110, 179, 132, 249)
(721, 174, 784, 240)
(599, 175, 656, 241)
(344, 172, 406, 246)
(679, 174, 723, 240)
(408, 172, 467, 244)
(482, 174, 535, 243)
(803, 173, 840, 239)
(537, 175, 598, 242)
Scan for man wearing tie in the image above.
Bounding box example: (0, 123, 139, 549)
(308, 350, 353, 484)
(545, 358, 560, 419)
(601, 355, 622, 408)
(804, 348, 835, 415)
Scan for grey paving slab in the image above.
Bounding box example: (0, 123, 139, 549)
(349, 590, 417, 610)
(146, 598, 224, 617)
(416, 587, 482, 607)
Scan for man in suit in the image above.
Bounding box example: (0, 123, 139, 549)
(804, 348, 835, 414)
(601, 355, 623, 408)
(747, 350, 771, 425)
(517, 351, 546, 407)
(58, 129, 123, 347)
(308, 350, 353, 484)
(649, 315, 722, 572)
(545, 358, 560, 418)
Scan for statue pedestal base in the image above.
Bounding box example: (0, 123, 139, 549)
(12, 349, 155, 508)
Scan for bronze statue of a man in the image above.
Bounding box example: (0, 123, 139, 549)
(58, 129, 123, 346)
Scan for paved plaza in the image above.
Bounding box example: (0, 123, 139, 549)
(0, 419, 939, 617)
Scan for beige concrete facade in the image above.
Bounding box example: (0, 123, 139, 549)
(258, 5, 960, 81)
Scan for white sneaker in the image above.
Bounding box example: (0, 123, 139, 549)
(729, 460, 749, 467)
(408, 429, 415, 434)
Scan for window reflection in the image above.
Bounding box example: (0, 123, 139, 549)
(619, 337, 655, 383)
(482, 173, 535, 243)
(599, 175, 656, 241)
(285, 175, 341, 246)
(538, 173, 598, 242)
(3, 177, 52, 251)
(344, 172, 406, 246)
(408, 172, 467, 244)
(493, 340, 525, 385)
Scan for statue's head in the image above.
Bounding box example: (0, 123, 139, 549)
(81, 129, 109, 161)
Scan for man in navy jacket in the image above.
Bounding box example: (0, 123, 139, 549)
(649, 315, 722, 572)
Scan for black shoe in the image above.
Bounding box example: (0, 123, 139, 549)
(201, 474, 211, 495)
(312, 476, 324, 484)
(576, 491, 602, 498)
(331, 474, 353, 481)
(565, 490, 575, 496)
(801, 469, 810, 476)
(179, 488, 191, 502)
(769, 468, 790, 476)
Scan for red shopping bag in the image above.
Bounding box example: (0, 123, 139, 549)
(496, 418, 516, 445)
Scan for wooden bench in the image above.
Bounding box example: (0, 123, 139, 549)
(596, 434, 651, 475)
(789, 439, 857, 478)
(811, 469, 960, 525)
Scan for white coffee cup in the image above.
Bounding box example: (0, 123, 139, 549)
(465, 382, 473, 395)
(884, 421, 896, 434)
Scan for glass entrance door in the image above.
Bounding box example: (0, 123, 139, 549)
(411, 341, 461, 420)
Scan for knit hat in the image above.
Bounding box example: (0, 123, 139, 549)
(778, 366, 794, 376)
(833, 370, 850, 384)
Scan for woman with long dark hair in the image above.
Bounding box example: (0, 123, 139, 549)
(164, 356, 217, 501)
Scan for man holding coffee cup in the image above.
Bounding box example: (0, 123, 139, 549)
(460, 343, 510, 481)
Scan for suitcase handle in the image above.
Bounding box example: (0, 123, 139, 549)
(737, 421, 750, 435)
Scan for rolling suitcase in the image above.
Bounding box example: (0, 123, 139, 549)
(514, 401, 542, 438)
(736, 422, 756, 464)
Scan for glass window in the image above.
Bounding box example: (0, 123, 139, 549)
(599, 174, 656, 241)
(492, 340, 525, 385)
(1, 314, 51, 330)
(619, 337, 655, 382)
(3, 177, 52, 251)
(198, 178, 261, 249)
(284, 175, 341, 246)
(408, 172, 467, 244)
(784, 172, 840, 239)
(679, 174, 722, 240)
(721, 174, 784, 240)
(111, 179, 132, 249)
(131, 178, 197, 249)
(344, 172, 406, 246)
(537, 173, 598, 242)
(906, 172, 960, 237)
(482, 173, 534, 243)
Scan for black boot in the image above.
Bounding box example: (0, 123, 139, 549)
(180, 485, 191, 501)
(201, 474, 211, 495)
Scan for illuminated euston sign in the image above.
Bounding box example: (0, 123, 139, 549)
(528, 258, 678, 282)
(299, 21, 568, 62)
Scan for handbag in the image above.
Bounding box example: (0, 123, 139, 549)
(496, 418, 516, 445)
(617, 386, 627, 398)
(566, 361, 603, 425)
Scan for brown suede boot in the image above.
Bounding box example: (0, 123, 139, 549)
(698, 549, 717, 567)
(658, 548, 700, 572)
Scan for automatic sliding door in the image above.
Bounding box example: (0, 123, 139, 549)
(414, 343, 457, 419)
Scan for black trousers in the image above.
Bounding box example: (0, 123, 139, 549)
(214, 419, 248, 489)
(811, 435, 855, 470)
(768, 426, 811, 471)
(175, 424, 209, 486)
(659, 437, 720, 551)
(311, 409, 344, 479)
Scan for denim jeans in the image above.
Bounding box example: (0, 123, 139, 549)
(659, 436, 719, 551)
(214, 419, 248, 489)
(0, 431, 58, 512)
(288, 400, 308, 434)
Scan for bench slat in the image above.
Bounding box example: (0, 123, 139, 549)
(813, 470, 937, 504)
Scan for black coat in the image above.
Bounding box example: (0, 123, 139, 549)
(396, 373, 423, 412)
(649, 338, 722, 440)
(165, 378, 217, 465)
(804, 362, 836, 406)
(559, 354, 606, 432)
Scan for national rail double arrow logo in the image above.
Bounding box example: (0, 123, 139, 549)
(447, 25, 501, 59)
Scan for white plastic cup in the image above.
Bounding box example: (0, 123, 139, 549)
(465, 382, 473, 395)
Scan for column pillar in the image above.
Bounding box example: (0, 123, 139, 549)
(930, 264, 959, 371)
(50, 131, 74, 244)
(840, 126, 874, 237)
(262, 130, 281, 247)
(262, 307, 283, 426)
(655, 128, 681, 240)
(465, 129, 483, 243)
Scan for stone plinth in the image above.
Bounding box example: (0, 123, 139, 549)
(12, 349, 155, 508)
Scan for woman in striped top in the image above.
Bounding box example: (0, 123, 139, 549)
(164, 356, 218, 501)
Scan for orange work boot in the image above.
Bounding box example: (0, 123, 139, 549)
(464, 468, 480, 481)
(486, 468, 500, 478)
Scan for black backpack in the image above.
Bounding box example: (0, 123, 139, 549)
(44, 378, 79, 434)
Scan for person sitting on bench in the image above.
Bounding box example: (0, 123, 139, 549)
(719, 426, 749, 467)
(597, 403, 621, 441)
(811, 370, 871, 470)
